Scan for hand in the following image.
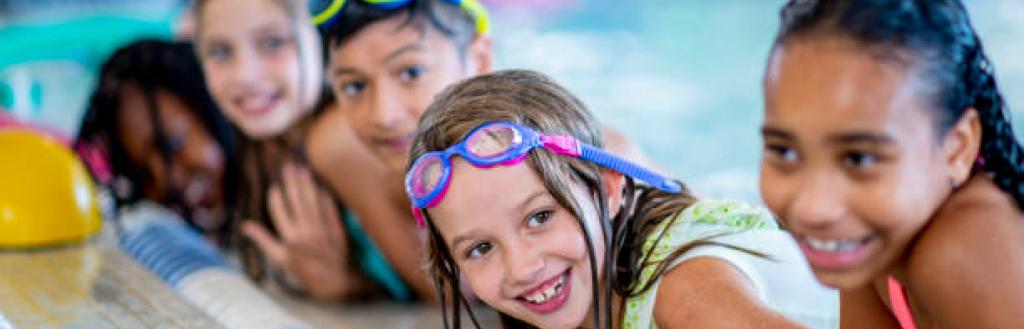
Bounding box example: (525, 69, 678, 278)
(242, 162, 353, 300)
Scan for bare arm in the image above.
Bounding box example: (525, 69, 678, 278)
(306, 110, 437, 302)
(654, 257, 805, 328)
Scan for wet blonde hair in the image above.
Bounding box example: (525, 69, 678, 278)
(410, 70, 750, 328)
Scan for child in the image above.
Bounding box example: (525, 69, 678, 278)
(76, 39, 236, 239)
(208, 0, 648, 302)
(409, 70, 837, 328)
(193, 0, 389, 300)
(759, 0, 1024, 327)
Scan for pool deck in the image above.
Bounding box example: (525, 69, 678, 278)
(0, 239, 497, 329)
(0, 243, 224, 328)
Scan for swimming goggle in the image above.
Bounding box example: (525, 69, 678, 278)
(405, 121, 681, 226)
(308, 0, 490, 35)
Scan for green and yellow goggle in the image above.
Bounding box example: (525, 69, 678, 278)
(309, 0, 490, 35)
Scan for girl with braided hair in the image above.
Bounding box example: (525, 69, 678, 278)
(76, 39, 237, 239)
(759, 0, 1024, 327)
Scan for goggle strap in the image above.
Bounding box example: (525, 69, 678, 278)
(579, 144, 682, 193)
(539, 135, 581, 157)
(312, 0, 490, 35)
(412, 204, 426, 228)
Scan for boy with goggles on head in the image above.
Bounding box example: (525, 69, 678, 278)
(268, 0, 651, 303)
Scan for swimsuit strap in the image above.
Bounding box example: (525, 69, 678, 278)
(887, 276, 918, 329)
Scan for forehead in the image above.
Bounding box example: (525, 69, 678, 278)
(118, 87, 200, 137)
(431, 160, 547, 231)
(764, 38, 935, 137)
(198, 0, 291, 36)
(330, 14, 455, 65)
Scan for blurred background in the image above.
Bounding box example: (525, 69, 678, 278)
(2, 0, 1022, 203)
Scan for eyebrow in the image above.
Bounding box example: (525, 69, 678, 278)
(448, 189, 550, 251)
(827, 132, 895, 145)
(331, 42, 425, 78)
(762, 125, 895, 146)
(761, 126, 794, 140)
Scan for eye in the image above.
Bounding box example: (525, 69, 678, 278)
(842, 152, 877, 168)
(466, 241, 493, 259)
(526, 210, 553, 228)
(205, 43, 232, 62)
(162, 135, 186, 154)
(340, 81, 366, 97)
(399, 66, 424, 82)
(765, 143, 799, 163)
(259, 36, 288, 52)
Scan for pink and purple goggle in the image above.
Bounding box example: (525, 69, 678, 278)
(405, 121, 681, 227)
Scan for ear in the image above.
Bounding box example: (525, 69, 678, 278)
(601, 169, 626, 218)
(464, 35, 493, 75)
(942, 108, 982, 187)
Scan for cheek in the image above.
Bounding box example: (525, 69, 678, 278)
(269, 52, 302, 84)
(552, 219, 593, 268)
(869, 158, 947, 230)
(203, 65, 231, 98)
(196, 141, 226, 177)
(461, 261, 504, 303)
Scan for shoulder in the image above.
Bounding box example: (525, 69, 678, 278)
(305, 107, 382, 183)
(677, 199, 778, 229)
(306, 106, 358, 170)
(906, 175, 1024, 327)
(653, 257, 802, 328)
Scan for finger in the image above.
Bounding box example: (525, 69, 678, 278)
(318, 187, 346, 249)
(242, 221, 288, 267)
(281, 162, 311, 234)
(294, 164, 322, 233)
(267, 185, 295, 241)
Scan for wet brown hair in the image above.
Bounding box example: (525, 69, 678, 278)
(410, 70, 754, 328)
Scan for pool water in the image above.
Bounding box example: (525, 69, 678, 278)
(489, 0, 1024, 202)
(2, 0, 1022, 203)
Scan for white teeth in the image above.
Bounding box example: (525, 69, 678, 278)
(806, 237, 865, 252)
(523, 275, 565, 304)
(239, 94, 275, 111)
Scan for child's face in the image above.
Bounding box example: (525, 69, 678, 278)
(759, 38, 956, 289)
(430, 159, 604, 329)
(196, 0, 323, 139)
(117, 85, 226, 230)
(328, 16, 487, 175)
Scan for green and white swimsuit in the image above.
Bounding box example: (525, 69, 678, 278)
(621, 199, 838, 329)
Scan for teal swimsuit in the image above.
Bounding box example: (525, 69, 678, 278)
(342, 210, 413, 301)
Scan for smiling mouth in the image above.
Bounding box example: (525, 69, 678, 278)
(797, 235, 876, 270)
(516, 269, 572, 314)
(234, 91, 283, 116)
(373, 133, 415, 151)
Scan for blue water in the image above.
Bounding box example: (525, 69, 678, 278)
(489, 0, 1024, 202)
(2, 0, 1022, 203)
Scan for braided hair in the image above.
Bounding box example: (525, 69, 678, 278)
(774, 0, 1024, 209)
(76, 39, 238, 237)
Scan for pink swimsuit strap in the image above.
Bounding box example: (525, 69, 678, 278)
(887, 276, 918, 329)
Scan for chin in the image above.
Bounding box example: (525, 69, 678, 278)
(384, 154, 408, 174)
(812, 268, 877, 290)
(240, 123, 286, 140)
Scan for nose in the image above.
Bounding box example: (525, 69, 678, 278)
(228, 47, 264, 87)
(367, 81, 406, 131)
(503, 241, 544, 287)
(781, 170, 848, 232)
